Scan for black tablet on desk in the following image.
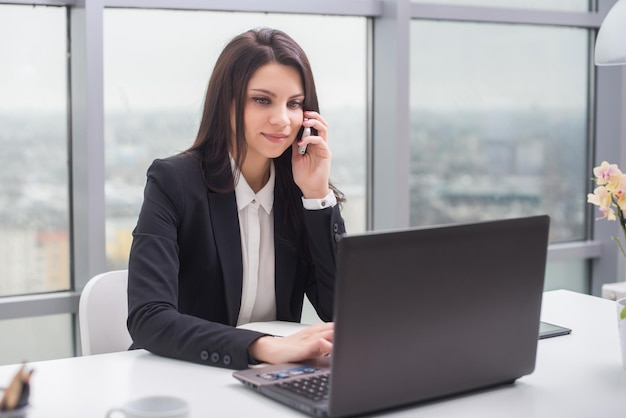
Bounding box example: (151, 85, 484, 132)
(539, 321, 572, 339)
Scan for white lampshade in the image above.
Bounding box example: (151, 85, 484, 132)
(595, 0, 626, 65)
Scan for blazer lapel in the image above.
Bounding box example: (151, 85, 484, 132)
(207, 190, 243, 326)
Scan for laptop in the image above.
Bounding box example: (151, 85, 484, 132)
(233, 215, 550, 417)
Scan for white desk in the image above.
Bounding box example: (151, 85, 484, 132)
(1, 290, 625, 417)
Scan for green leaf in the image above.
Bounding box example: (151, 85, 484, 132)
(620, 306, 626, 320)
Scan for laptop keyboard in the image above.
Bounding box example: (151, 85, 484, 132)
(277, 373, 330, 402)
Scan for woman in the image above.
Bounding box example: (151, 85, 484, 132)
(127, 27, 346, 370)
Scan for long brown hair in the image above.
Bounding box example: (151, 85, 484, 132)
(187, 27, 342, 249)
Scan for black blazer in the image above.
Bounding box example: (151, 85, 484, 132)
(127, 151, 345, 370)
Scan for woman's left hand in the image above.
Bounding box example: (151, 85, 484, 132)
(292, 111, 332, 199)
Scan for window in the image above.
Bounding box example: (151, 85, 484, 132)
(410, 20, 589, 242)
(410, 20, 591, 291)
(0, 5, 69, 296)
(0, 315, 74, 365)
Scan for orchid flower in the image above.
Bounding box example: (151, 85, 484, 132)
(589, 162, 626, 259)
(593, 161, 622, 189)
(588, 186, 616, 220)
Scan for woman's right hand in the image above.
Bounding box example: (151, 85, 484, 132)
(248, 322, 334, 365)
(291, 111, 332, 200)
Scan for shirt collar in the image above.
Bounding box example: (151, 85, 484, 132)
(231, 155, 275, 215)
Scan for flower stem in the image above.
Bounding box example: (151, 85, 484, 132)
(611, 236, 626, 259)
(614, 196, 626, 259)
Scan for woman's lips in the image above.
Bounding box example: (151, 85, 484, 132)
(263, 133, 289, 143)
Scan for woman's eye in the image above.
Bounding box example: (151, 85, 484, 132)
(253, 97, 270, 105)
(288, 101, 303, 108)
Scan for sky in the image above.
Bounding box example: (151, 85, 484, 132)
(0, 7, 367, 112)
(0, 4, 590, 113)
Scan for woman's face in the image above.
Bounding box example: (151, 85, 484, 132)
(238, 62, 304, 164)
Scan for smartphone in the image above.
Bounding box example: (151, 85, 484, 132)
(298, 125, 311, 155)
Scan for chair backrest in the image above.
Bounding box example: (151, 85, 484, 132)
(78, 269, 132, 356)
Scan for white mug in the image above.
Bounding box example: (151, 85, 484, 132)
(106, 395, 189, 418)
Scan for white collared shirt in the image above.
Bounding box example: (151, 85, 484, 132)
(234, 161, 277, 326)
(231, 157, 338, 326)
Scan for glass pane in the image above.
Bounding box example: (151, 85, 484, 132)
(544, 260, 588, 293)
(410, 21, 589, 243)
(0, 5, 69, 296)
(104, 9, 367, 270)
(0, 314, 74, 365)
(411, 0, 591, 12)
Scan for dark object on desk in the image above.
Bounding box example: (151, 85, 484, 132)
(539, 321, 572, 339)
(234, 215, 550, 418)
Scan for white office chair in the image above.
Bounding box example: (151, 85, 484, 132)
(78, 269, 133, 356)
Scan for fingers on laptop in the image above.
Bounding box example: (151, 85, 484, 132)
(250, 323, 334, 364)
(292, 322, 334, 359)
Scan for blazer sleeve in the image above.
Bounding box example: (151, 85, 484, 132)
(127, 157, 264, 370)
